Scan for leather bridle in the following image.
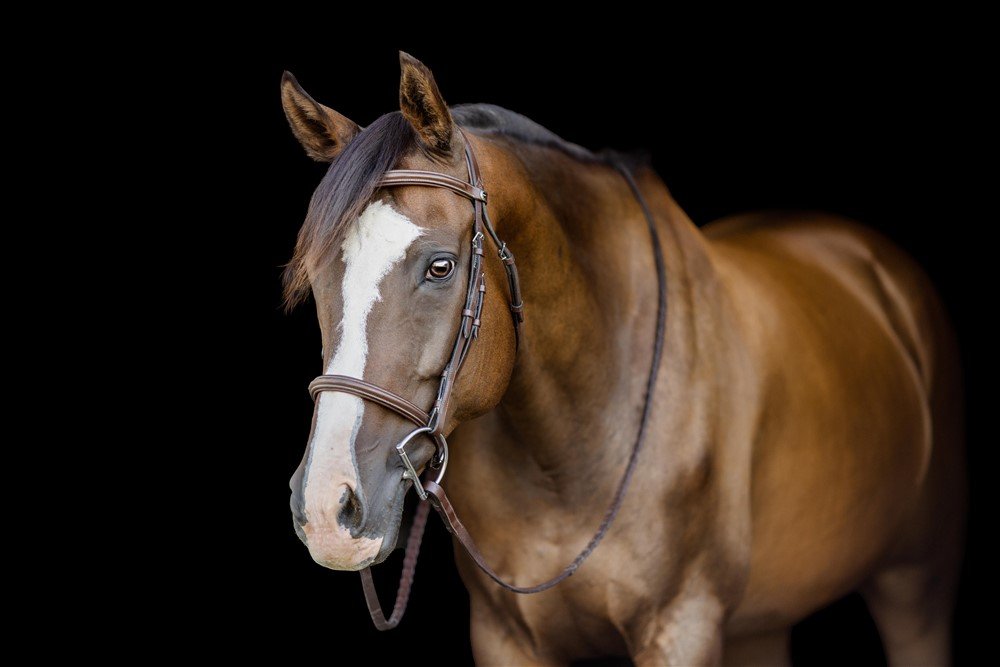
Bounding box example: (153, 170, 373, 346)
(306, 131, 668, 631)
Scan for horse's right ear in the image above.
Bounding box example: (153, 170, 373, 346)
(280, 71, 361, 162)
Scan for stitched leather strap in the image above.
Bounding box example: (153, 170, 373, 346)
(309, 376, 430, 426)
(310, 375, 449, 471)
(359, 500, 430, 630)
(370, 130, 521, 435)
(378, 170, 487, 203)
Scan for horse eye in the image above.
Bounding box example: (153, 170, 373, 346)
(426, 258, 455, 280)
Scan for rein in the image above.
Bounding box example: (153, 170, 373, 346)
(307, 133, 667, 630)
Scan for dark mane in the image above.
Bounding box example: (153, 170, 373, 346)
(284, 112, 415, 307)
(283, 105, 612, 308)
(451, 104, 602, 164)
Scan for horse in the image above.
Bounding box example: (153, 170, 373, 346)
(281, 52, 965, 666)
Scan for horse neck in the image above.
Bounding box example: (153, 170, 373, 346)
(480, 144, 714, 506)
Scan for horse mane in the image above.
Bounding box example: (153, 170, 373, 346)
(283, 104, 621, 308)
(450, 104, 602, 164)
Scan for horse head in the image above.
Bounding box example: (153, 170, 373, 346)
(282, 53, 518, 571)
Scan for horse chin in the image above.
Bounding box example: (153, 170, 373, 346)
(303, 527, 382, 571)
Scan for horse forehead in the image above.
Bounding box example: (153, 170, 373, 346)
(313, 201, 423, 340)
(389, 152, 475, 226)
(387, 186, 471, 232)
(340, 200, 423, 264)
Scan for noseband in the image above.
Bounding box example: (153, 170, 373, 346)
(306, 132, 667, 631)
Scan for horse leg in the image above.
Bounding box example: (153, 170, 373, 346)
(721, 630, 790, 667)
(469, 601, 565, 667)
(631, 591, 726, 666)
(861, 556, 961, 666)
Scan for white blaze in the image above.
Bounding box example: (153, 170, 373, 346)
(303, 200, 423, 569)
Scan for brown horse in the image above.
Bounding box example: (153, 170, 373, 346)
(282, 53, 965, 666)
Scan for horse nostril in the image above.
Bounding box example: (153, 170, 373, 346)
(337, 487, 365, 532)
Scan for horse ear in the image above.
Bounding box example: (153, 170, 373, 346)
(281, 71, 361, 162)
(398, 51, 454, 155)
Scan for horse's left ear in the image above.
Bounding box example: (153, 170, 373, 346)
(281, 71, 361, 162)
(399, 51, 454, 155)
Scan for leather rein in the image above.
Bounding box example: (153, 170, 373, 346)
(307, 132, 667, 630)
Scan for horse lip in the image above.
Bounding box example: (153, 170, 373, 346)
(370, 481, 410, 565)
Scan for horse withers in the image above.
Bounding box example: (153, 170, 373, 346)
(282, 53, 965, 666)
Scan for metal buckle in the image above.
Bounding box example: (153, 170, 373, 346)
(396, 426, 449, 501)
(427, 405, 440, 434)
(498, 242, 510, 261)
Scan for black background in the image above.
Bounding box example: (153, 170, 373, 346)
(202, 31, 989, 665)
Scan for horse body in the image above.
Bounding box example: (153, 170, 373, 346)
(282, 54, 964, 665)
(442, 152, 964, 664)
(710, 213, 966, 663)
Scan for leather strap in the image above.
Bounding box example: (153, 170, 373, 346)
(374, 130, 522, 435)
(422, 481, 578, 592)
(377, 170, 487, 203)
(309, 375, 430, 426)
(309, 375, 449, 470)
(359, 500, 430, 630)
